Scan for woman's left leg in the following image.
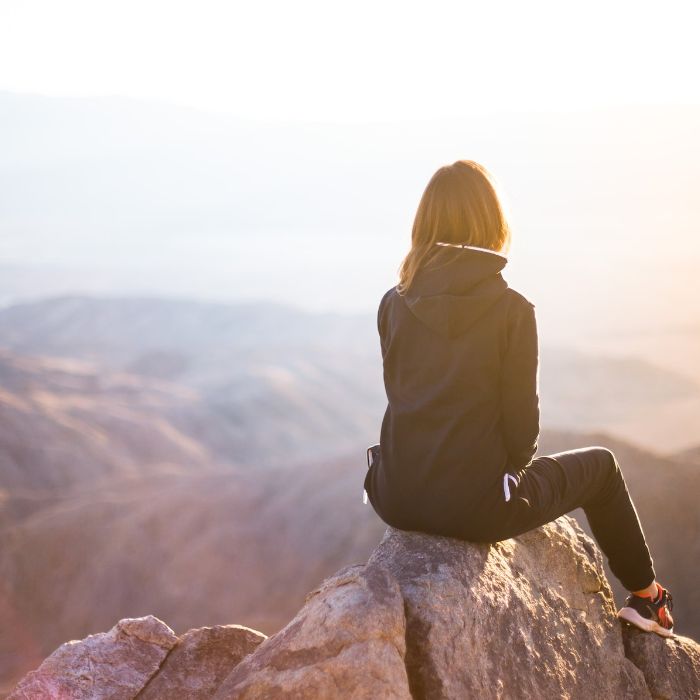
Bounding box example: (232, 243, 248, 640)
(465, 445, 673, 635)
(507, 446, 656, 592)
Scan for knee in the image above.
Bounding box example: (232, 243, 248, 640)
(593, 446, 622, 479)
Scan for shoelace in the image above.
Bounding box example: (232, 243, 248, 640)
(653, 585, 673, 610)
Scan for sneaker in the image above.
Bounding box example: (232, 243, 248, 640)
(617, 583, 674, 638)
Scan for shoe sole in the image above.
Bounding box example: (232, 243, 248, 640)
(617, 607, 674, 638)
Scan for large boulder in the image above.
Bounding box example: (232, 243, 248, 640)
(8, 516, 700, 699)
(369, 517, 648, 699)
(212, 562, 412, 699)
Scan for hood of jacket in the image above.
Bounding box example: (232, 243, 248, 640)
(403, 244, 509, 339)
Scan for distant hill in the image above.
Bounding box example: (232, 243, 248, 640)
(671, 444, 700, 465)
(539, 344, 700, 451)
(0, 297, 386, 471)
(1, 294, 699, 454)
(0, 348, 218, 497)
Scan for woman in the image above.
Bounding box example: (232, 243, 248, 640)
(363, 159, 675, 637)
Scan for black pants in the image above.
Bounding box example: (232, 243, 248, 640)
(489, 446, 655, 592)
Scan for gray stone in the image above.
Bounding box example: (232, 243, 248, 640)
(623, 626, 700, 699)
(137, 624, 266, 699)
(212, 563, 412, 699)
(7, 615, 178, 700)
(366, 516, 650, 699)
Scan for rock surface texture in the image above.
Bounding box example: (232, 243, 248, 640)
(623, 627, 700, 700)
(8, 516, 700, 699)
(137, 625, 267, 700)
(7, 616, 179, 700)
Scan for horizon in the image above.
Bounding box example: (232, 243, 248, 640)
(2, 2, 700, 395)
(2, 92, 699, 317)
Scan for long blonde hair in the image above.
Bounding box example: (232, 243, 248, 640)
(396, 160, 511, 295)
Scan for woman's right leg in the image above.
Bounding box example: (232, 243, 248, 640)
(514, 446, 656, 592)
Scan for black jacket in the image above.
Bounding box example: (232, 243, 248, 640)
(364, 244, 540, 538)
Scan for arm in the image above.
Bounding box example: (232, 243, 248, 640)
(500, 299, 540, 470)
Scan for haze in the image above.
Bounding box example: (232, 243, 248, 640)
(1, 1, 699, 379)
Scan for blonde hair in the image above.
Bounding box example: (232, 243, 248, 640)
(396, 160, 511, 295)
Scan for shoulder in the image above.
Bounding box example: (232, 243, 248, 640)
(380, 285, 397, 304)
(501, 289, 537, 336)
(377, 285, 398, 333)
(503, 287, 536, 311)
(378, 285, 398, 314)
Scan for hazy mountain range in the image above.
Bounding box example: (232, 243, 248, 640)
(2, 91, 700, 333)
(0, 294, 698, 456)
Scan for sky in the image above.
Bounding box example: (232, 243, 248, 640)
(1, 0, 699, 122)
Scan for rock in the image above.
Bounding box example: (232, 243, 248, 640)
(623, 626, 700, 699)
(137, 624, 267, 699)
(7, 615, 178, 700)
(212, 563, 412, 699)
(8, 516, 700, 699)
(367, 517, 650, 699)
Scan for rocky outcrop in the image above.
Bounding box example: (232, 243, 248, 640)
(8, 516, 700, 699)
(7, 616, 179, 700)
(7, 618, 266, 700)
(370, 518, 648, 699)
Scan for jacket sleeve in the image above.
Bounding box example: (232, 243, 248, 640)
(500, 300, 540, 470)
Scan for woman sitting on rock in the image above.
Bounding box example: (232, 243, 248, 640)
(363, 159, 674, 638)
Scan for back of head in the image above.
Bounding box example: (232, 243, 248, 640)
(397, 160, 511, 295)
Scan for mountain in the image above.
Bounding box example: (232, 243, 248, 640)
(539, 344, 700, 451)
(0, 347, 222, 499)
(672, 444, 700, 466)
(0, 297, 385, 467)
(7, 517, 700, 699)
(1, 295, 699, 457)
